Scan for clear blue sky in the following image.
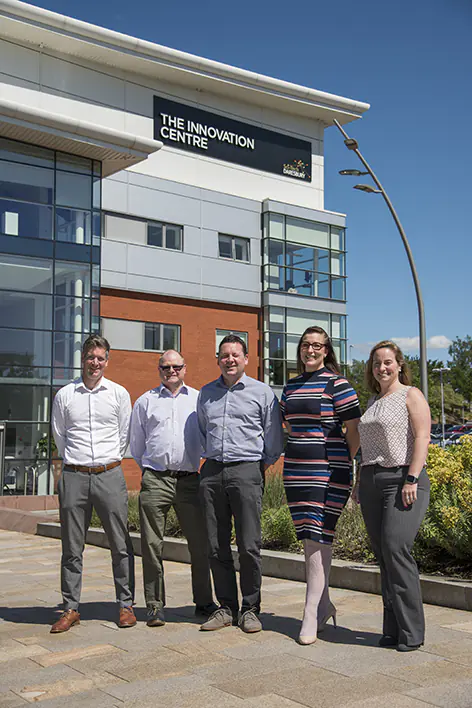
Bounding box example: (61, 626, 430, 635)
(28, 0, 471, 363)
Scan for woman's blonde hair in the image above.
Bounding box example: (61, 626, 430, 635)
(365, 340, 412, 393)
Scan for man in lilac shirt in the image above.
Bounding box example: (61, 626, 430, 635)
(130, 349, 216, 627)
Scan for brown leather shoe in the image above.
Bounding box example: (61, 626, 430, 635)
(118, 606, 137, 628)
(50, 609, 80, 634)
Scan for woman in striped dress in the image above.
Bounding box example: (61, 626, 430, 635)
(281, 326, 361, 644)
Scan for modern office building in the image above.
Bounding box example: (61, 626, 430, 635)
(0, 0, 369, 493)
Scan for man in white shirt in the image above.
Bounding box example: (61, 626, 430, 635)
(130, 349, 216, 627)
(51, 335, 135, 633)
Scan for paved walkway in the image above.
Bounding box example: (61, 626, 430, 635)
(1, 531, 472, 708)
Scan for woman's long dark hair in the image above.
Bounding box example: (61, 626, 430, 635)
(296, 326, 340, 375)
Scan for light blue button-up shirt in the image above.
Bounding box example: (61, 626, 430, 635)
(197, 374, 283, 466)
(130, 383, 202, 472)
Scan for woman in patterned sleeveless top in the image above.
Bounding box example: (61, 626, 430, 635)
(281, 326, 361, 645)
(356, 341, 431, 652)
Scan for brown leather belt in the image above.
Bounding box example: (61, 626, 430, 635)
(64, 460, 121, 474)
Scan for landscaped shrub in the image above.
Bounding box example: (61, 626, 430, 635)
(417, 436, 472, 561)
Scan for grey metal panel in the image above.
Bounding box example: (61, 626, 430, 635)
(100, 269, 127, 289)
(127, 243, 202, 284)
(201, 228, 218, 258)
(201, 258, 259, 291)
(262, 290, 347, 315)
(201, 201, 260, 237)
(102, 178, 129, 213)
(183, 226, 201, 256)
(101, 239, 128, 273)
(126, 273, 201, 299)
(127, 184, 201, 227)
(127, 171, 201, 200)
(201, 284, 260, 308)
(105, 215, 146, 244)
(262, 199, 346, 227)
(199, 188, 260, 212)
(102, 318, 144, 351)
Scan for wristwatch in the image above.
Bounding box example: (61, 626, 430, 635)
(405, 474, 419, 484)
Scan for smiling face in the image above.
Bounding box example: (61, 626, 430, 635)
(159, 350, 186, 392)
(299, 332, 327, 372)
(372, 347, 402, 389)
(218, 342, 248, 386)
(82, 346, 108, 389)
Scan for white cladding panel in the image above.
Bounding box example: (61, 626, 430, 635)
(0, 38, 326, 208)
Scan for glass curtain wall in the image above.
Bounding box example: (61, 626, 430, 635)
(262, 213, 346, 300)
(0, 137, 101, 495)
(263, 307, 347, 386)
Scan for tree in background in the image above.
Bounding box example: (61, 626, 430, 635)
(448, 336, 472, 406)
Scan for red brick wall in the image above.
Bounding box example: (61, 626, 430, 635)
(100, 289, 262, 490)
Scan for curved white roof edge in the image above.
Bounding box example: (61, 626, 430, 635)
(0, 0, 370, 120)
(0, 97, 162, 153)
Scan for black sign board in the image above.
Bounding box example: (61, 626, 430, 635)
(153, 96, 311, 182)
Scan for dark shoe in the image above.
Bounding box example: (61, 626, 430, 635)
(50, 609, 80, 634)
(397, 643, 422, 652)
(378, 635, 398, 647)
(238, 609, 262, 634)
(118, 606, 137, 628)
(195, 602, 219, 618)
(146, 607, 165, 627)
(200, 606, 234, 631)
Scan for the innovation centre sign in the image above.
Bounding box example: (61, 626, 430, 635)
(153, 96, 312, 182)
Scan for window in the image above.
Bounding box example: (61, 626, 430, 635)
(144, 322, 180, 352)
(216, 329, 248, 354)
(263, 306, 348, 386)
(262, 213, 346, 301)
(147, 221, 183, 251)
(218, 234, 250, 262)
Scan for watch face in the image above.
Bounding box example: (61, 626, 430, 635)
(406, 475, 418, 484)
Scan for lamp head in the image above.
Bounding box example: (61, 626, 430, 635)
(339, 169, 369, 176)
(354, 184, 381, 194)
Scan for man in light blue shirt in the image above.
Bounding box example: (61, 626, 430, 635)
(130, 349, 216, 627)
(197, 335, 283, 633)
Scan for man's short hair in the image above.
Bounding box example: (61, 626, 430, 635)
(218, 334, 247, 357)
(82, 335, 110, 359)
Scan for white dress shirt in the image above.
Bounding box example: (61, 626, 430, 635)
(130, 383, 202, 473)
(52, 377, 132, 466)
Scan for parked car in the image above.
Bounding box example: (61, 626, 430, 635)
(444, 430, 472, 446)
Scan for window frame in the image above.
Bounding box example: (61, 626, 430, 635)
(143, 322, 181, 352)
(218, 233, 250, 263)
(215, 329, 248, 355)
(146, 220, 183, 252)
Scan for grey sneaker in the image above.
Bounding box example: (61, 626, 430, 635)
(199, 606, 233, 631)
(146, 607, 165, 627)
(238, 609, 262, 633)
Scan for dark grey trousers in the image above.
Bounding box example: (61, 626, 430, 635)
(139, 469, 213, 610)
(359, 464, 430, 647)
(57, 466, 135, 610)
(199, 459, 264, 614)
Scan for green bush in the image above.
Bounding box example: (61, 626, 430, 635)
(332, 502, 375, 564)
(261, 506, 301, 552)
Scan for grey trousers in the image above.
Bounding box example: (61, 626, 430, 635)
(139, 469, 213, 610)
(359, 464, 430, 647)
(57, 466, 134, 610)
(199, 459, 264, 614)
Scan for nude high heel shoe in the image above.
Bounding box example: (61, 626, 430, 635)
(317, 602, 337, 633)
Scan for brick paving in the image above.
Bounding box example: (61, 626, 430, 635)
(0, 530, 472, 707)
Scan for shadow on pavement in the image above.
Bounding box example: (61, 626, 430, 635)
(261, 612, 382, 647)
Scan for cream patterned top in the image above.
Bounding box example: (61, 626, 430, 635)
(359, 387, 414, 467)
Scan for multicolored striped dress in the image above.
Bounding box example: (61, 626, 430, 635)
(281, 367, 361, 545)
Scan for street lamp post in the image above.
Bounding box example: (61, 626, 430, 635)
(433, 367, 450, 446)
(334, 119, 428, 400)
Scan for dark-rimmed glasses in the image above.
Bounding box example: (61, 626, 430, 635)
(159, 364, 185, 372)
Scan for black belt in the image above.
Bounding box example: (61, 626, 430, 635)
(144, 468, 197, 478)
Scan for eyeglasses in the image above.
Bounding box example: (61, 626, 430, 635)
(159, 364, 185, 373)
(300, 342, 326, 352)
